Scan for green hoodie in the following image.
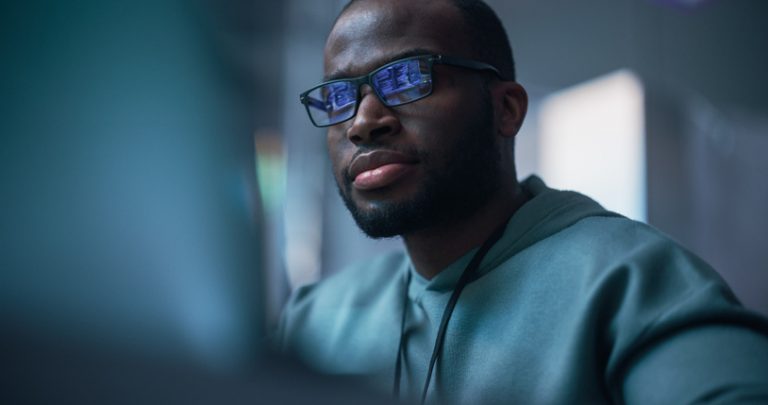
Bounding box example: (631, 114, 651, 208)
(279, 176, 768, 404)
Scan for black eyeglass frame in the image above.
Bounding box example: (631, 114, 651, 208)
(299, 54, 502, 128)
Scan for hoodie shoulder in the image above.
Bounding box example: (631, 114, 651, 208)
(277, 251, 407, 346)
(289, 250, 407, 306)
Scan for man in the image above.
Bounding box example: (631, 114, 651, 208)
(278, 0, 768, 403)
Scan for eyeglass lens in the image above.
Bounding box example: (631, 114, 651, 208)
(304, 57, 433, 127)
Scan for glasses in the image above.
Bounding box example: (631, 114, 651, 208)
(299, 54, 501, 127)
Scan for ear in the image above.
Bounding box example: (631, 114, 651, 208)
(494, 82, 528, 138)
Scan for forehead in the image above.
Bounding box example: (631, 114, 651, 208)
(323, 0, 471, 79)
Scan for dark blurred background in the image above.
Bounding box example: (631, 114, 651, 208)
(0, 0, 766, 401)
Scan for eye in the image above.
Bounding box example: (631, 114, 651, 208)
(323, 82, 356, 111)
(373, 60, 424, 97)
(371, 59, 433, 106)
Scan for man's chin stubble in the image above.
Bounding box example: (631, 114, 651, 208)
(338, 188, 424, 239)
(338, 154, 501, 239)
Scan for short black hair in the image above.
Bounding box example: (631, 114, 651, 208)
(338, 0, 516, 81)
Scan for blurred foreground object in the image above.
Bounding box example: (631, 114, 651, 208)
(0, 0, 263, 371)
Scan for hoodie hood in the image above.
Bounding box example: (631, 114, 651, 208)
(479, 175, 622, 278)
(410, 175, 623, 292)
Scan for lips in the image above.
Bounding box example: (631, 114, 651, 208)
(347, 150, 419, 191)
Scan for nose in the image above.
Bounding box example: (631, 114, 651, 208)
(345, 86, 402, 144)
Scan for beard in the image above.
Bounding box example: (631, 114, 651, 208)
(336, 91, 502, 238)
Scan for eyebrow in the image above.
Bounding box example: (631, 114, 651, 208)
(323, 48, 436, 82)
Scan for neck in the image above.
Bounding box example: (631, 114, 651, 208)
(403, 181, 527, 280)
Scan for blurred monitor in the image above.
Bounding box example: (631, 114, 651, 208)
(0, 0, 264, 379)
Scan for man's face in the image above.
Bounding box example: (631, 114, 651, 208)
(324, 0, 503, 238)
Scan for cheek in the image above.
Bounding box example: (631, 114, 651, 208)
(403, 106, 464, 156)
(326, 129, 349, 181)
(406, 84, 469, 132)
